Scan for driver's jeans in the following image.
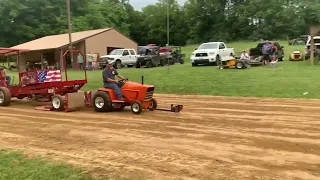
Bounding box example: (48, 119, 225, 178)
(104, 82, 124, 99)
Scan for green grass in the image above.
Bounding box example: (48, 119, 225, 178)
(6, 40, 320, 99)
(0, 149, 108, 180)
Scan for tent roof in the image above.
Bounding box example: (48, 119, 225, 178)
(0, 48, 30, 55)
(10, 28, 112, 52)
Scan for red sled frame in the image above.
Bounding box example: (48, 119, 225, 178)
(0, 48, 87, 105)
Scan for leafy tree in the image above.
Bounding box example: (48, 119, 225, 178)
(0, 0, 320, 47)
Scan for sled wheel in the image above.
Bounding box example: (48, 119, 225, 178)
(93, 91, 113, 112)
(51, 95, 65, 111)
(149, 98, 158, 111)
(16, 95, 24, 100)
(131, 101, 143, 114)
(0, 87, 11, 106)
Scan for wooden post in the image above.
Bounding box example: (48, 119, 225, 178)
(310, 36, 314, 65)
(6, 56, 9, 68)
(59, 49, 64, 71)
(66, 0, 73, 67)
(40, 53, 44, 69)
(17, 52, 20, 72)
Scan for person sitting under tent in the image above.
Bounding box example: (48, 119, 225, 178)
(0, 67, 11, 86)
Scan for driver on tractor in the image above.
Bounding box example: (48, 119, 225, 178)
(102, 60, 126, 101)
(0, 67, 11, 86)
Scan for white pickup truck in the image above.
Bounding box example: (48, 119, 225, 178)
(100, 48, 138, 69)
(190, 42, 235, 66)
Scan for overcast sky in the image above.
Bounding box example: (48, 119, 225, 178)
(130, 0, 186, 10)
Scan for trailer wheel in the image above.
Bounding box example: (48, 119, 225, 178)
(148, 98, 158, 111)
(131, 101, 143, 114)
(0, 87, 11, 106)
(180, 59, 184, 64)
(93, 91, 113, 112)
(51, 95, 64, 111)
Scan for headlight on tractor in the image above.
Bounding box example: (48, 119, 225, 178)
(209, 52, 215, 55)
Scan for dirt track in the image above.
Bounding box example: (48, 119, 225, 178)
(0, 94, 320, 180)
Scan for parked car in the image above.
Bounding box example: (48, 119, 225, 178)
(99, 48, 138, 69)
(190, 42, 235, 66)
(249, 41, 284, 62)
(304, 36, 320, 60)
(136, 46, 174, 68)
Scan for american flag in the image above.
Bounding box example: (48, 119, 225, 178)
(37, 70, 62, 83)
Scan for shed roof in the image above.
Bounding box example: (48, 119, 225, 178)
(0, 48, 29, 55)
(11, 28, 111, 51)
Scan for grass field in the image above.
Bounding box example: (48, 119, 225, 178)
(6, 41, 320, 98)
(0, 150, 109, 180)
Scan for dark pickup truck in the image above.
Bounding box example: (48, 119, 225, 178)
(249, 41, 284, 62)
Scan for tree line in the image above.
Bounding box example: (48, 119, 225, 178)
(0, 0, 320, 48)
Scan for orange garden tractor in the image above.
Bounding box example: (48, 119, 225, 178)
(92, 76, 183, 114)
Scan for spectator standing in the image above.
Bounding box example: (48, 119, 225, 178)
(262, 40, 271, 65)
(270, 42, 278, 62)
(86, 53, 93, 70)
(77, 53, 84, 70)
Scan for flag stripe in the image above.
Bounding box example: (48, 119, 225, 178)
(37, 70, 62, 83)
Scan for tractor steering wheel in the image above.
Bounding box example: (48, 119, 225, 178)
(118, 78, 128, 83)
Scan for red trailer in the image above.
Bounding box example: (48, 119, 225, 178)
(0, 48, 87, 111)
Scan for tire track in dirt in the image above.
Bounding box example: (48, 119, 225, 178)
(0, 95, 320, 180)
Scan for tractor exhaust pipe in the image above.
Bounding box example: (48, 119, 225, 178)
(141, 76, 144, 85)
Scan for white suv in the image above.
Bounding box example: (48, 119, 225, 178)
(100, 49, 138, 68)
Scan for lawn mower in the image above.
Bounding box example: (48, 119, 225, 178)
(289, 50, 304, 61)
(0, 48, 88, 112)
(218, 56, 250, 69)
(91, 76, 183, 114)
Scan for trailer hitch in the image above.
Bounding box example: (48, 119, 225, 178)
(152, 104, 183, 113)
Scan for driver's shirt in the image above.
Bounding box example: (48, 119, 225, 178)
(102, 67, 118, 86)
